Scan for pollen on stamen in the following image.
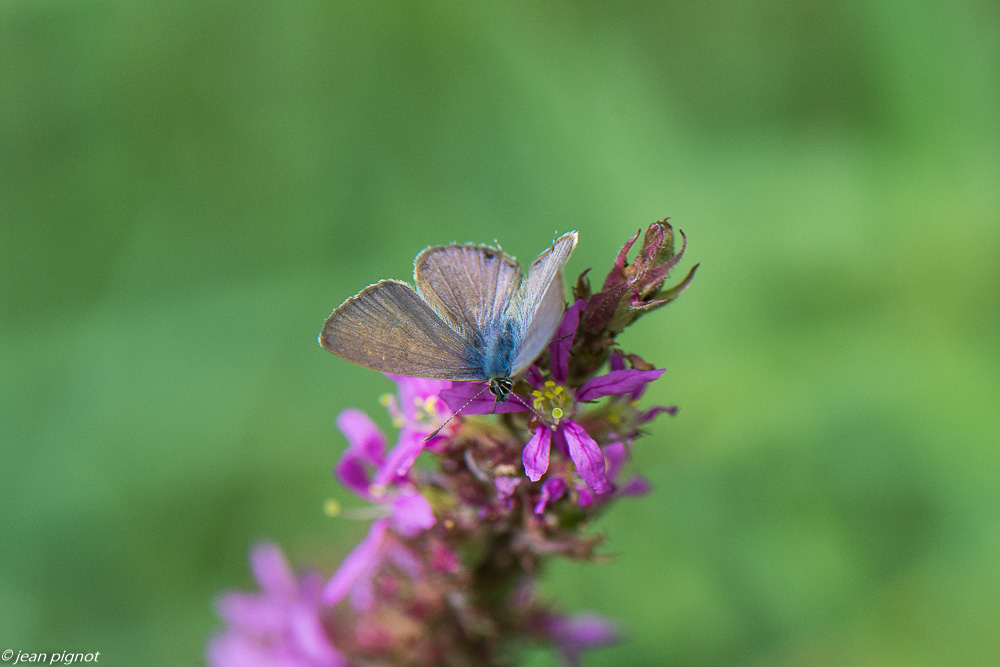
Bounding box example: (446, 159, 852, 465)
(551, 407, 564, 420)
(323, 499, 342, 517)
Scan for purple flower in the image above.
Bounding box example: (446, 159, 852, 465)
(440, 302, 665, 495)
(544, 612, 621, 667)
(375, 374, 454, 486)
(208, 543, 345, 667)
(324, 409, 435, 608)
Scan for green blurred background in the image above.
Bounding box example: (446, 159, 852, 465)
(2, 1, 998, 665)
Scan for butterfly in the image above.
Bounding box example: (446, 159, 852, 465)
(319, 231, 578, 407)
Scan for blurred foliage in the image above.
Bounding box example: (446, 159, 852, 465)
(1, 1, 998, 665)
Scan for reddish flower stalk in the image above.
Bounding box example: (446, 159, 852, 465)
(209, 221, 696, 666)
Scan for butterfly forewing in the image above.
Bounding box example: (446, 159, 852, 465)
(511, 269, 566, 376)
(513, 232, 577, 326)
(506, 231, 578, 373)
(413, 244, 522, 342)
(320, 279, 484, 379)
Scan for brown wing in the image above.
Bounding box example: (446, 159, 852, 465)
(319, 280, 484, 380)
(413, 243, 523, 343)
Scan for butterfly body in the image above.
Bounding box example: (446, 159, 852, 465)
(320, 232, 578, 401)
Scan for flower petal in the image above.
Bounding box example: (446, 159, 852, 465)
(495, 476, 521, 511)
(386, 542, 423, 578)
(389, 490, 435, 537)
(562, 421, 611, 494)
(640, 405, 678, 423)
(207, 632, 290, 667)
(323, 519, 389, 605)
(576, 369, 665, 401)
(385, 373, 451, 422)
(250, 543, 298, 600)
(547, 612, 621, 665)
(372, 433, 424, 488)
(335, 409, 386, 466)
(549, 299, 585, 383)
(215, 592, 285, 635)
(522, 426, 552, 482)
(334, 458, 372, 498)
(609, 353, 626, 372)
(495, 476, 521, 500)
(619, 475, 652, 496)
(431, 542, 460, 573)
(533, 477, 567, 515)
(602, 441, 629, 482)
(288, 604, 346, 666)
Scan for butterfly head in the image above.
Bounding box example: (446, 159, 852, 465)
(488, 377, 513, 405)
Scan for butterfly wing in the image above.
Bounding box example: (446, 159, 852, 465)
(509, 231, 578, 375)
(511, 269, 566, 376)
(413, 244, 522, 345)
(320, 279, 485, 380)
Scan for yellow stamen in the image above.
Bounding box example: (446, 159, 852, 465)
(532, 380, 570, 424)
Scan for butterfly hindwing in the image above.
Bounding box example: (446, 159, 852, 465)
(320, 279, 484, 380)
(413, 243, 522, 344)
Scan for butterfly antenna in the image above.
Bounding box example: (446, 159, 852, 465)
(424, 384, 491, 442)
(508, 392, 546, 423)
